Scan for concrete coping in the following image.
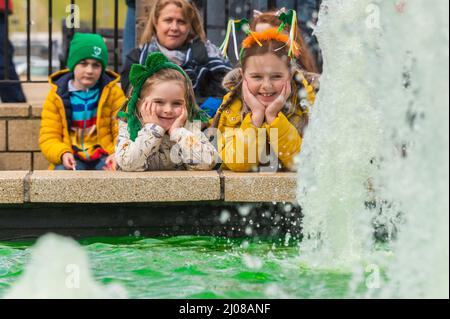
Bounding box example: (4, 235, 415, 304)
(222, 171, 298, 203)
(0, 171, 29, 204)
(29, 170, 221, 203)
(0, 103, 30, 118)
(0, 103, 43, 118)
(0, 170, 298, 204)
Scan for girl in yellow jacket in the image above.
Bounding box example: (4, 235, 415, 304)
(39, 33, 126, 170)
(210, 28, 315, 172)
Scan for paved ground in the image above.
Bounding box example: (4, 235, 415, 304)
(21, 82, 50, 104)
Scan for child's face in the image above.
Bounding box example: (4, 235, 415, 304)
(243, 53, 291, 106)
(73, 59, 102, 90)
(141, 80, 186, 131)
(155, 3, 191, 50)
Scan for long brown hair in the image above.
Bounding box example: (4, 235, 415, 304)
(140, 0, 206, 46)
(211, 38, 309, 136)
(249, 11, 318, 73)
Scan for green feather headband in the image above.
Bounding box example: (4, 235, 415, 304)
(278, 9, 299, 58)
(220, 18, 263, 61)
(118, 52, 209, 141)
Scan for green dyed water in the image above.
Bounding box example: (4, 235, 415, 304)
(0, 236, 365, 299)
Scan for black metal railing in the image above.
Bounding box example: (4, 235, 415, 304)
(1, 0, 319, 85)
(1, 0, 121, 84)
(2, 0, 11, 81)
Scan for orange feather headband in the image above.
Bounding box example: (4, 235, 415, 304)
(241, 28, 300, 58)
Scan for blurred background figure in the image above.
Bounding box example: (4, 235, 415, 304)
(296, 0, 322, 72)
(274, 0, 322, 72)
(0, 0, 26, 102)
(122, 0, 136, 65)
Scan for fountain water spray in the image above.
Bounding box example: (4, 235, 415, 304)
(296, 0, 380, 268)
(297, 0, 449, 298)
(4, 234, 127, 299)
(368, 0, 449, 298)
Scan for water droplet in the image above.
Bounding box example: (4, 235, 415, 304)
(219, 210, 231, 224)
(238, 205, 251, 217)
(284, 204, 293, 213)
(242, 254, 263, 269)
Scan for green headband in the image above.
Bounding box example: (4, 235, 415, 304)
(118, 52, 208, 141)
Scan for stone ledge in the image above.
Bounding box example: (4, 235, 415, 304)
(222, 171, 298, 203)
(21, 83, 50, 104)
(0, 104, 30, 118)
(0, 171, 29, 204)
(0, 170, 299, 204)
(29, 170, 221, 203)
(31, 103, 43, 118)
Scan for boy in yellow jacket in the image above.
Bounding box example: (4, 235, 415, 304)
(39, 33, 126, 170)
(210, 28, 315, 172)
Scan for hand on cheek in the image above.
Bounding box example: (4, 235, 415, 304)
(168, 105, 187, 136)
(141, 100, 163, 129)
(265, 80, 291, 124)
(242, 80, 265, 127)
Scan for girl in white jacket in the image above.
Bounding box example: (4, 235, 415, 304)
(115, 52, 218, 171)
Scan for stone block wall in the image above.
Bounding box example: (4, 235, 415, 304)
(0, 104, 49, 171)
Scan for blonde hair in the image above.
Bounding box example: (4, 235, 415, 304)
(135, 68, 200, 121)
(140, 0, 206, 46)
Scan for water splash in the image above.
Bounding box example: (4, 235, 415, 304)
(3, 234, 127, 299)
(297, 0, 449, 298)
(296, 0, 380, 268)
(367, 0, 449, 299)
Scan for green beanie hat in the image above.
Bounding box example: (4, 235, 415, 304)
(67, 33, 108, 71)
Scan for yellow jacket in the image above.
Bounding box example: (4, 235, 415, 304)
(217, 94, 307, 172)
(39, 69, 126, 168)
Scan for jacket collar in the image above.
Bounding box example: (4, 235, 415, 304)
(49, 68, 121, 96)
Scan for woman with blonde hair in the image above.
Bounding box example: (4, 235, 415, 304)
(121, 0, 231, 118)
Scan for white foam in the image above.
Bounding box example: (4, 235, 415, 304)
(4, 234, 127, 299)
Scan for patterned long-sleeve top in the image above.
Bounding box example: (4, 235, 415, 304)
(115, 120, 218, 171)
